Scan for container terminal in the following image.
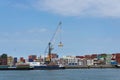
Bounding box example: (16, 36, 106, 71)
(0, 22, 120, 70)
(0, 53, 120, 70)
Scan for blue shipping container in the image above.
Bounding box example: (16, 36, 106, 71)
(28, 59, 33, 62)
(14, 57, 17, 63)
(111, 62, 118, 65)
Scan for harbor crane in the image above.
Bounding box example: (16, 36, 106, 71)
(45, 22, 63, 63)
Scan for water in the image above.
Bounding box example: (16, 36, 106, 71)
(0, 69, 120, 80)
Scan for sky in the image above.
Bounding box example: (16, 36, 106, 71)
(0, 0, 120, 58)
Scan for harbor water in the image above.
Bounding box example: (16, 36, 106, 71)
(0, 69, 120, 80)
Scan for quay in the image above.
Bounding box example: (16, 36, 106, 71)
(65, 65, 116, 69)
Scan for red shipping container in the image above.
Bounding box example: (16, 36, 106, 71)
(28, 56, 32, 59)
(111, 54, 116, 60)
(116, 58, 120, 64)
(85, 55, 91, 59)
(91, 54, 97, 59)
(76, 56, 85, 59)
(116, 53, 120, 58)
(1, 58, 7, 65)
(20, 57, 24, 62)
(23, 59, 25, 63)
(28, 55, 37, 60)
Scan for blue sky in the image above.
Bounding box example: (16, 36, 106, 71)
(0, 0, 120, 58)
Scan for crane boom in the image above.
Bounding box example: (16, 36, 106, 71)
(50, 22, 62, 43)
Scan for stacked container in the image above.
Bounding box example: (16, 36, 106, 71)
(76, 56, 85, 59)
(101, 54, 107, 64)
(14, 57, 17, 65)
(0, 54, 8, 65)
(28, 55, 37, 62)
(106, 54, 112, 64)
(91, 54, 97, 59)
(28, 59, 33, 62)
(111, 54, 117, 65)
(7, 56, 14, 66)
(20, 57, 25, 63)
(51, 53, 59, 58)
(84, 55, 91, 59)
(116, 53, 120, 64)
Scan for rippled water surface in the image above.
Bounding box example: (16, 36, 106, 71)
(0, 69, 120, 80)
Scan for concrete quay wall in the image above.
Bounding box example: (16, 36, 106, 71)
(65, 65, 116, 69)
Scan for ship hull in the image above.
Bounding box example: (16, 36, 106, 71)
(115, 65, 120, 68)
(0, 67, 34, 70)
(33, 65, 65, 70)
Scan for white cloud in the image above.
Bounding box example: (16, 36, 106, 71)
(33, 0, 120, 17)
(2, 0, 120, 17)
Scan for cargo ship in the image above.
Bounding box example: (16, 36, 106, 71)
(33, 64, 65, 70)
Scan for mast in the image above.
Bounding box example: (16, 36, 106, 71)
(48, 42, 52, 62)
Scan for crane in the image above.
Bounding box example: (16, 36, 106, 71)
(45, 22, 63, 64)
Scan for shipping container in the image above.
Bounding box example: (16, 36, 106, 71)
(116, 53, 120, 59)
(106, 59, 111, 64)
(85, 55, 91, 59)
(0, 54, 7, 58)
(106, 54, 112, 59)
(116, 53, 120, 57)
(76, 56, 85, 59)
(28, 56, 32, 59)
(105, 54, 112, 64)
(111, 54, 116, 60)
(23, 59, 25, 63)
(0, 58, 7, 65)
(116, 57, 120, 64)
(101, 54, 107, 58)
(7, 56, 14, 66)
(28, 55, 37, 60)
(111, 61, 117, 65)
(13, 57, 17, 65)
(14, 57, 17, 60)
(97, 54, 102, 59)
(28, 59, 33, 62)
(91, 54, 97, 59)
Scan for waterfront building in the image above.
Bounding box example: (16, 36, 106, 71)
(62, 56, 79, 66)
(86, 59, 94, 66)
